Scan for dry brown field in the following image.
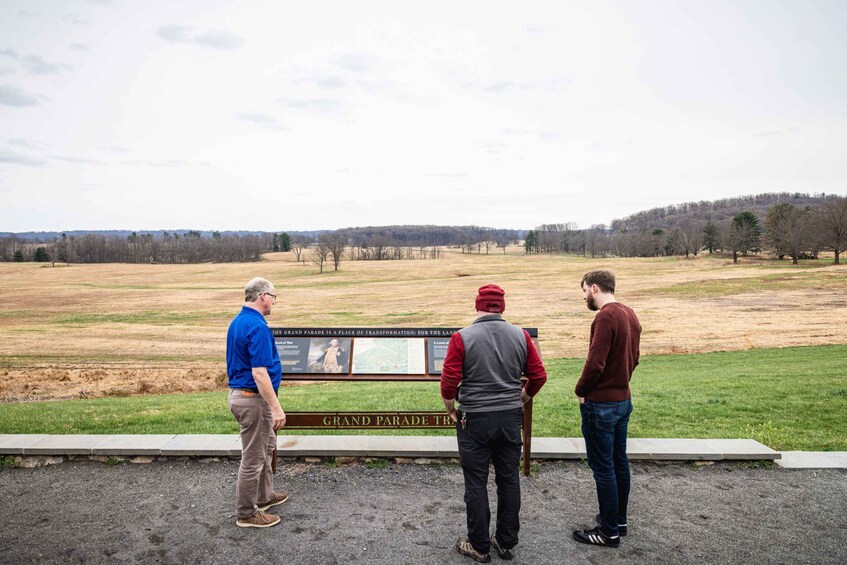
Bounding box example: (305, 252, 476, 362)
(1, 248, 845, 402)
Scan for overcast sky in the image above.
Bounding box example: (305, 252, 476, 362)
(1, 0, 845, 232)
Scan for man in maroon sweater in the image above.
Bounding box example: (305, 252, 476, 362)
(572, 270, 641, 548)
(441, 284, 547, 562)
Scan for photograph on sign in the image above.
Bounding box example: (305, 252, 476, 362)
(351, 338, 426, 374)
(427, 337, 451, 375)
(277, 337, 312, 374)
(307, 338, 352, 373)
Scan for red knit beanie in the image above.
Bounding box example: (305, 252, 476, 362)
(475, 284, 506, 313)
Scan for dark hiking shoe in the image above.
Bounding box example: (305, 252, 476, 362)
(491, 536, 514, 560)
(595, 513, 627, 536)
(236, 510, 281, 528)
(258, 491, 289, 511)
(573, 526, 620, 547)
(456, 538, 491, 563)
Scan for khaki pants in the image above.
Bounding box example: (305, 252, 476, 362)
(229, 389, 276, 519)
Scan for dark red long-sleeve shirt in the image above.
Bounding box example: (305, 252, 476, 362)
(575, 302, 641, 401)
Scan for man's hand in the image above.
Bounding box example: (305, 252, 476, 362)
(521, 390, 532, 404)
(578, 396, 586, 404)
(442, 397, 458, 423)
(271, 407, 286, 431)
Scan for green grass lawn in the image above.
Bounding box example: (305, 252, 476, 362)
(1, 345, 845, 451)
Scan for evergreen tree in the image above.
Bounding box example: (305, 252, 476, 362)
(728, 211, 762, 263)
(33, 247, 49, 262)
(703, 221, 718, 253)
(524, 230, 537, 254)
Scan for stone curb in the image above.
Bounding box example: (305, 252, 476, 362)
(0, 434, 785, 461)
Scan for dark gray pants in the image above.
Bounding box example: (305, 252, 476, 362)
(457, 408, 523, 554)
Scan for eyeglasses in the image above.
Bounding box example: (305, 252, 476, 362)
(263, 292, 277, 303)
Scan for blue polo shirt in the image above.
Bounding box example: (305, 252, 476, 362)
(226, 306, 282, 392)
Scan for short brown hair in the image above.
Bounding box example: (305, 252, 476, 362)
(581, 270, 615, 293)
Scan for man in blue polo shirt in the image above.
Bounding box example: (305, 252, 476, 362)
(226, 277, 288, 528)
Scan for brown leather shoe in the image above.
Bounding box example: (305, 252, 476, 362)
(258, 491, 289, 511)
(236, 510, 281, 528)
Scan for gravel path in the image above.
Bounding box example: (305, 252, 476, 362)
(1, 459, 845, 564)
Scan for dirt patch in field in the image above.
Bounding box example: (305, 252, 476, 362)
(0, 363, 227, 402)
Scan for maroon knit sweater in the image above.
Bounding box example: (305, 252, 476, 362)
(575, 302, 641, 402)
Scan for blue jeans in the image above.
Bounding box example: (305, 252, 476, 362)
(580, 399, 633, 537)
(456, 408, 523, 554)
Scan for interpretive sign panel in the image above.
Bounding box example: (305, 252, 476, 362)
(427, 337, 451, 375)
(351, 338, 426, 375)
(278, 337, 311, 373)
(272, 328, 537, 382)
(278, 337, 352, 374)
(307, 337, 352, 373)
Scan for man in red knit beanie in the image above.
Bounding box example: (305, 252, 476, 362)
(572, 270, 641, 548)
(475, 284, 506, 313)
(441, 284, 547, 562)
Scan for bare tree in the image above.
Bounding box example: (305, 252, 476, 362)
(816, 196, 847, 264)
(679, 220, 704, 258)
(492, 230, 512, 254)
(322, 233, 347, 271)
(312, 241, 330, 273)
(764, 203, 812, 264)
(584, 225, 608, 258)
(0, 236, 24, 262)
(291, 235, 310, 263)
(478, 227, 492, 254)
(368, 237, 390, 260)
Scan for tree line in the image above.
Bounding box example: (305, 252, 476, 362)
(525, 195, 847, 264)
(0, 231, 269, 264)
(1, 225, 518, 266)
(3, 194, 844, 266)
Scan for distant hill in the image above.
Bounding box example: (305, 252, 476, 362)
(3, 192, 844, 242)
(609, 192, 839, 232)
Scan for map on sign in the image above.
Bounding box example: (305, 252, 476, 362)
(351, 338, 426, 374)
